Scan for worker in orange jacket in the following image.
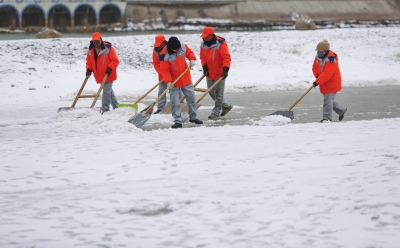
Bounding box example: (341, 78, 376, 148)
(312, 39, 347, 122)
(200, 26, 233, 120)
(159, 36, 203, 128)
(152, 34, 183, 114)
(86, 32, 119, 114)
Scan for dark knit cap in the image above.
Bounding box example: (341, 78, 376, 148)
(167, 36, 181, 50)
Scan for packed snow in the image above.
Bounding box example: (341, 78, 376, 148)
(0, 27, 399, 247)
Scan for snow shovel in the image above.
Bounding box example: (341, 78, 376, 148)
(269, 85, 314, 120)
(118, 79, 163, 112)
(159, 74, 206, 114)
(57, 74, 108, 112)
(182, 76, 225, 123)
(127, 67, 190, 128)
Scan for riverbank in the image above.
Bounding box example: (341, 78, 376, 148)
(2, 21, 400, 42)
(2, 27, 399, 90)
(1, 18, 400, 38)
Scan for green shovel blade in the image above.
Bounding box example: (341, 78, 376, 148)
(118, 103, 138, 111)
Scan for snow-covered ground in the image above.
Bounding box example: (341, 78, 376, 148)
(0, 27, 400, 247)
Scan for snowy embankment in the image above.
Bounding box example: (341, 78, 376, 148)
(0, 27, 400, 247)
(0, 27, 399, 109)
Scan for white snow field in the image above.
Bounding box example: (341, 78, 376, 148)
(0, 27, 400, 248)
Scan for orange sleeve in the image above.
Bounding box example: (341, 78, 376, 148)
(315, 60, 338, 86)
(160, 60, 172, 83)
(185, 44, 196, 61)
(312, 58, 318, 78)
(86, 50, 92, 70)
(200, 46, 206, 66)
(152, 52, 162, 75)
(107, 47, 119, 71)
(220, 42, 231, 68)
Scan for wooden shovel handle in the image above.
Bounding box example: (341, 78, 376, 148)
(196, 77, 224, 104)
(142, 67, 190, 116)
(90, 74, 108, 108)
(134, 79, 164, 104)
(179, 74, 206, 103)
(71, 75, 90, 108)
(286, 86, 314, 111)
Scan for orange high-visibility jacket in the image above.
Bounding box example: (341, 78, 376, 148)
(86, 41, 119, 84)
(152, 48, 163, 81)
(312, 50, 342, 94)
(159, 44, 196, 88)
(200, 35, 231, 80)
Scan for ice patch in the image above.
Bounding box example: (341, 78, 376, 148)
(145, 113, 175, 125)
(252, 115, 292, 126)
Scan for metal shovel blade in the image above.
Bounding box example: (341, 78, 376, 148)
(269, 110, 294, 120)
(128, 112, 152, 128)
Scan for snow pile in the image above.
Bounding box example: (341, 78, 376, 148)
(252, 115, 292, 125)
(54, 108, 140, 133)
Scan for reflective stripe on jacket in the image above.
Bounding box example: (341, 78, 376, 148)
(159, 44, 196, 88)
(86, 41, 119, 84)
(152, 48, 163, 81)
(312, 50, 342, 94)
(200, 35, 231, 80)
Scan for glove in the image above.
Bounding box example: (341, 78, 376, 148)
(221, 67, 229, 79)
(106, 68, 112, 76)
(313, 82, 318, 88)
(189, 60, 196, 70)
(167, 82, 173, 90)
(202, 65, 209, 76)
(86, 69, 92, 77)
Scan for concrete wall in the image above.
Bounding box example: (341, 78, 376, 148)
(0, 0, 126, 31)
(126, 0, 400, 23)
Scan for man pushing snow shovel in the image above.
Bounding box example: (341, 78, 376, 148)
(200, 26, 233, 120)
(152, 34, 184, 114)
(312, 39, 347, 123)
(269, 39, 347, 122)
(160, 37, 203, 129)
(86, 32, 120, 114)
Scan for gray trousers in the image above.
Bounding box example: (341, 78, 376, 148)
(102, 82, 118, 111)
(157, 83, 183, 111)
(323, 93, 346, 121)
(206, 77, 230, 116)
(169, 83, 197, 124)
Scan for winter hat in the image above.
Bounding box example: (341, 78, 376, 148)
(154, 34, 165, 47)
(167, 36, 181, 50)
(316, 39, 330, 51)
(92, 32, 101, 41)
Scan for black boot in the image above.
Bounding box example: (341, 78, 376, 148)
(171, 123, 183, 129)
(339, 108, 347, 121)
(189, 118, 203, 124)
